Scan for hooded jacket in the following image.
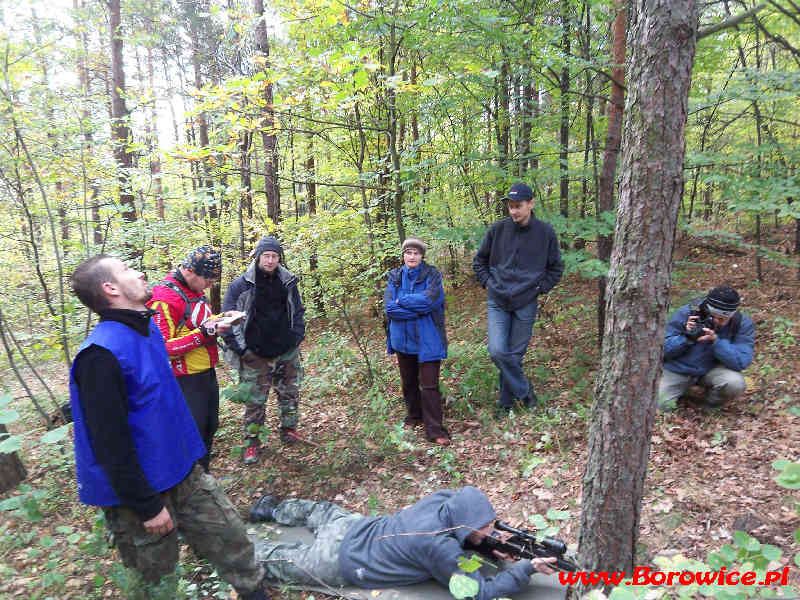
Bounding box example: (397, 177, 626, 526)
(339, 487, 535, 599)
(663, 300, 754, 377)
(221, 261, 305, 367)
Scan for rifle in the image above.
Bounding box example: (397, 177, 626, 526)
(464, 521, 578, 572)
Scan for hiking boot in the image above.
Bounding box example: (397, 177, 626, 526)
(249, 494, 278, 522)
(280, 427, 307, 444)
(243, 443, 259, 465)
(494, 404, 512, 419)
(240, 586, 271, 600)
(521, 391, 539, 410)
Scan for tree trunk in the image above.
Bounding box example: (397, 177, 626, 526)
(146, 45, 164, 220)
(559, 0, 570, 218)
(578, 0, 698, 582)
(386, 0, 405, 242)
(109, 0, 136, 222)
(254, 0, 280, 225)
(596, 0, 627, 345)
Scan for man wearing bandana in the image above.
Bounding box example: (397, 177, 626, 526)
(148, 245, 230, 472)
(658, 285, 755, 412)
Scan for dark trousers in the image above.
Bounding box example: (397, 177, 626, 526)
(396, 352, 448, 441)
(178, 369, 220, 472)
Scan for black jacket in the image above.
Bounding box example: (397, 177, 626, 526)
(472, 215, 564, 311)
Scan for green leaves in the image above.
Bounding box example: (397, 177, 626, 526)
(772, 460, 800, 490)
(449, 573, 479, 599)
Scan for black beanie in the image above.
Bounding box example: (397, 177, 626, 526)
(254, 236, 282, 260)
(705, 286, 740, 317)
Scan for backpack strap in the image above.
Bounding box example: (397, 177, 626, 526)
(162, 281, 205, 332)
(730, 312, 741, 339)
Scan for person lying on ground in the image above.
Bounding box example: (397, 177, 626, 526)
(249, 486, 555, 600)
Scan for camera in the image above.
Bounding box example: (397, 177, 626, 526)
(685, 304, 714, 340)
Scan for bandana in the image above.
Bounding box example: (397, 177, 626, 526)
(183, 245, 222, 279)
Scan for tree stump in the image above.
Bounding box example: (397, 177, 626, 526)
(0, 424, 26, 493)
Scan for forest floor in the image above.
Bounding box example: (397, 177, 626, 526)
(1, 227, 799, 599)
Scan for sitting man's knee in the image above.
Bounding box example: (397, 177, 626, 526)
(706, 371, 746, 406)
(718, 372, 746, 398)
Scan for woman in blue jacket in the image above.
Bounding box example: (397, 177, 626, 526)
(384, 238, 449, 445)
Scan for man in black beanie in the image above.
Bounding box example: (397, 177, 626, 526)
(658, 285, 754, 411)
(221, 236, 307, 464)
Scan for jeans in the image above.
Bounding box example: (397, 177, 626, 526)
(487, 297, 537, 406)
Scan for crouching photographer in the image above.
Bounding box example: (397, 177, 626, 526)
(658, 286, 755, 412)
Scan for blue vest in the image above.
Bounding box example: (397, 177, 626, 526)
(69, 320, 206, 507)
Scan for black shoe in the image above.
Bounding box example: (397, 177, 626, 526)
(521, 391, 539, 409)
(494, 405, 512, 419)
(249, 495, 278, 522)
(240, 587, 271, 600)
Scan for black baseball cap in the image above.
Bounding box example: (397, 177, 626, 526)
(502, 183, 534, 202)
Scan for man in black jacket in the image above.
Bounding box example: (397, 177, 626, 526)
(472, 183, 564, 415)
(221, 236, 307, 464)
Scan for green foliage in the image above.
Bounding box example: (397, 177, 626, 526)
(0, 484, 46, 522)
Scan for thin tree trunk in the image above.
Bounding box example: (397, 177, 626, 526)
(254, 0, 280, 224)
(596, 0, 627, 345)
(578, 0, 699, 582)
(387, 0, 406, 242)
(559, 0, 571, 218)
(109, 0, 136, 222)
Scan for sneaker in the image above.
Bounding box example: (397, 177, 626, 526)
(249, 494, 278, 522)
(280, 427, 307, 444)
(243, 444, 259, 465)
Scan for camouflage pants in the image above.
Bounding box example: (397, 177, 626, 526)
(240, 346, 303, 438)
(103, 464, 264, 598)
(253, 499, 363, 587)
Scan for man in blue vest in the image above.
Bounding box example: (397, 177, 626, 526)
(69, 254, 268, 600)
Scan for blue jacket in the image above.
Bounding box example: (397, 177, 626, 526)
(339, 486, 535, 599)
(384, 262, 447, 362)
(69, 320, 206, 507)
(663, 300, 755, 377)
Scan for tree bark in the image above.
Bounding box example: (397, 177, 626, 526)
(578, 0, 698, 581)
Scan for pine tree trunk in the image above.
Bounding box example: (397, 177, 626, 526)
(578, 0, 699, 582)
